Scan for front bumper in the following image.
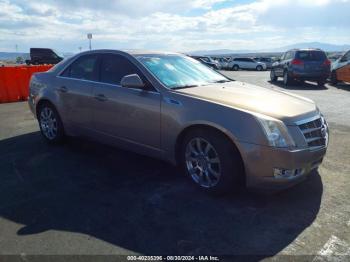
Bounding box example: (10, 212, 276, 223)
(28, 95, 37, 118)
(238, 141, 327, 191)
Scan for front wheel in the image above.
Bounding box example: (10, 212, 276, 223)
(180, 129, 244, 194)
(270, 69, 278, 81)
(232, 65, 239, 71)
(256, 65, 263, 71)
(38, 103, 65, 144)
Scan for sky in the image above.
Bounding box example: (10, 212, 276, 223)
(0, 0, 349, 53)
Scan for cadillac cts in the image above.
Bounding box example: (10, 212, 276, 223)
(28, 50, 329, 193)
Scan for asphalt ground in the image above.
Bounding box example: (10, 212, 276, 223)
(0, 71, 349, 260)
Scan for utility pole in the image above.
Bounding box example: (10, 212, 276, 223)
(15, 44, 18, 52)
(87, 33, 92, 50)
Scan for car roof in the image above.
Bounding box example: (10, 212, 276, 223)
(288, 48, 324, 52)
(73, 49, 181, 58)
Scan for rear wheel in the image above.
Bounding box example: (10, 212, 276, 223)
(232, 65, 239, 71)
(317, 80, 326, 87)
(180, 129, 244, 194)
(270, 69, 278, 81)
(283, 71, 292, 86)
(38, 102, 65, 144)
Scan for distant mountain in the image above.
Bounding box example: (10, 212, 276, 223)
(188, 49, 253, 56)
(188, 42, 349, 56)
(0, 52, 73, 61)
(0, 52, 29, 61)
(274, 42, 350, 52)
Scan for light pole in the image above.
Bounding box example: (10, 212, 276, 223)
(87, 33, 92, 50)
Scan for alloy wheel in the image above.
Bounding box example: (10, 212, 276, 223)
(40, 107, 58, 140)
(185, 138, 221, 188)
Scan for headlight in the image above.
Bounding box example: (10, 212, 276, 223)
(256, 115, 295, 148)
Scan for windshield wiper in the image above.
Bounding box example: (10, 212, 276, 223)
(212, 79, 232, 83)
(172, 84, 199, 90)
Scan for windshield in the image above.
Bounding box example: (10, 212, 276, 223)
(53, 49, 65, 58)
(136, 55, 230, 89)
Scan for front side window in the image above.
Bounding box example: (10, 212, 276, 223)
(136, 55, 230, 89)
(62, 55, 99, 81)
(100, 54, 144, 85)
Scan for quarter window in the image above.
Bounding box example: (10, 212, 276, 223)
(61, 55, 99, 81)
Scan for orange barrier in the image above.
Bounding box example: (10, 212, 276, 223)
(0, 65, 53, 103)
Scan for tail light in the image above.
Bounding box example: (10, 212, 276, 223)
(323, 59, 331, 66)
(291, 59, 304, 65)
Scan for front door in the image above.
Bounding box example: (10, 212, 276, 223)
(92, 53, 161, 151)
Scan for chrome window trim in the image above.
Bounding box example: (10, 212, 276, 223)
(56, 76, 160, 95)
(55, 51, 160, 93)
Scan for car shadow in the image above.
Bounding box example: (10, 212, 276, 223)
(268, 80, 328, 90)
(332, 82, 350, 91)
(0, 132, 323, 256)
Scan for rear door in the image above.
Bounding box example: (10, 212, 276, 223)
(245, 58, 256, 69)
(336, 51, 350, 82)
(56, 54, 99, 131)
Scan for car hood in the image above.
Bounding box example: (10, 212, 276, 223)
(175, 81, 317, 124)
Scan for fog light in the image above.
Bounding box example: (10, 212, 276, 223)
(273, 168, 304, 179)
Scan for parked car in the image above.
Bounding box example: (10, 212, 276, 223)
(29, 50, 328, 194)
(330, 50, 350, 85)
(228, 57, 267, 71)
(216, 57, 230, 70)
(254, 57, 274, 69)
(270, 49, 331, 86)
(25, 48, 63, 65)
(189, 55, 221, 70)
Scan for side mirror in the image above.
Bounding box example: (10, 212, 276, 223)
(120, 74, 145, 89)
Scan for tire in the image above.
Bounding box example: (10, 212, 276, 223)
(330, 71, 338, 85)
(180, 129, 244, 194)
(317, 80, 326, 87)
(256, 65, 263, 71)
(283, 70, 292, 86)
(270, 69, 278, 82)
(232, 65, 239, 71)
(37, 102, 65, 144)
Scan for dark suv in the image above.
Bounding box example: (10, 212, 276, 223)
(25, 48, 63, 65)
(270, 49, 331, 86)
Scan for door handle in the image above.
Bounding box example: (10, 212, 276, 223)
(57, 86, 68, 93)
(94, 94, 108, 102)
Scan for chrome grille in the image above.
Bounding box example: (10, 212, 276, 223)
(298, 116, 328, 149)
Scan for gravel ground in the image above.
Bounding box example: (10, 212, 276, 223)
(0, 71, 349, 260)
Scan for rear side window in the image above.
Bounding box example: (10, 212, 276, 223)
(100, 54, 144, 85)
(296, 51, 327, 61)
(61, 55, 99, 81)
